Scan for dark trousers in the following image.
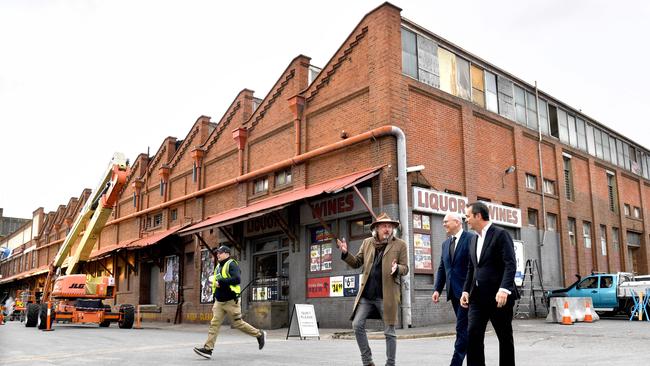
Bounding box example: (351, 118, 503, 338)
(467, 296, 515, 366)
(450, 297, 469, 366)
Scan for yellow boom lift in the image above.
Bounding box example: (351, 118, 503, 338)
(26, 153, 135, 330)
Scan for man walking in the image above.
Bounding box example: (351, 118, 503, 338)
(193, 245, 266, 359)
(337, 212, 409, 366)
(460, 202, 518, 366)
(432, 212, 474, 366)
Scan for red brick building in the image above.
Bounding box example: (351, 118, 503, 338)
(2, 3, 649, 328)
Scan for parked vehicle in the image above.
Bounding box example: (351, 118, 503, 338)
(26, 153, 134, 330)
(546, 272, 650, 316)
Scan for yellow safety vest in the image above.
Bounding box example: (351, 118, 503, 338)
(211, 259, 241, 296)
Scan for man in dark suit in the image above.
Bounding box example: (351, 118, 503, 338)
(460, 201, 518, 366)
(432, 212, 475, 366)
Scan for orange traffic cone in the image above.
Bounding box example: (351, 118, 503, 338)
(561, 301, 573, 325)
(584, 301, 593, 323)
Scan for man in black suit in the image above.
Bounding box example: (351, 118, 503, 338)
(432, 212, 475, 366)
(460, 201, 517, 366)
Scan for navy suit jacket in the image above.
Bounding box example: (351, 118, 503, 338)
(462, 224, 519, 301)
(433, 230, 474, 301)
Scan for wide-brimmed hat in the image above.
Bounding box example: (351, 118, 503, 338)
(370, 212, 400, 230)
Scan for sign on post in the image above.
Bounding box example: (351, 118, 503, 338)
(286, 304, 320, 340)
(513, 240, 524, 287)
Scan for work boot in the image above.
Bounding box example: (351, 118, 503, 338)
(193, 346, 212, 359)
(257, 330, 267, 350)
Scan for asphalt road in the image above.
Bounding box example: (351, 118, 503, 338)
(0, 317, 648, 365)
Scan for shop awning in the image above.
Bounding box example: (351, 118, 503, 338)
(89, 238, 136, 260)
(179, 166, 382, 236)
(0, 265, 49, 285)
(125, 224, 189, 249)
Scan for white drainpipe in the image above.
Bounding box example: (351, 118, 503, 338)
(391, 126, 412, 328)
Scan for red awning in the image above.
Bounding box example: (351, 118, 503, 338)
(179, 166, 382, 236)
(125, 224, 188, 249)
(89, 239, 136, 260)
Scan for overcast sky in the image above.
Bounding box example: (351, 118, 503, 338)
(1, 0, 649, 219)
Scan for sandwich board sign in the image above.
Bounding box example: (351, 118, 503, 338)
(286, 304, 320, 340)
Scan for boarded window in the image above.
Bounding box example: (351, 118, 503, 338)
(485, 71, 498, 113)
(416, 34, 439, 87)
(471, 65, 485, 107)
(497, 75, 514, 120)
(456, 57, 471, 100)
(438, 48, 457, 95)
(513, 85, 527, 125)
(526, 91, 538, 130)
(401, 28, 418, 79)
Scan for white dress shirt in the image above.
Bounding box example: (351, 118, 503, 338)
(475, 222, 511, 295)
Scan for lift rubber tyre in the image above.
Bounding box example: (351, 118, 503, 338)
(25, 303, 39, 327)
(99, 304, 112, 327)
(118, 304, 135, 329)
(38, 303, 55, 330)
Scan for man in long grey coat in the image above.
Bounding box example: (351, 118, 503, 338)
(337, 212, 409, 366)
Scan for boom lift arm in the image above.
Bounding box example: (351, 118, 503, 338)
(42, 153, 129, 303)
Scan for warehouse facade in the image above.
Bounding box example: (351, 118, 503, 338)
(2, 3, 649, 328)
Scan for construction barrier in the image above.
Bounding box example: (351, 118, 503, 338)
(546, 297, 600, 323)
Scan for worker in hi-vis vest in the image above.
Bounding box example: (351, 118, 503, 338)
(194, 245, 266, 359)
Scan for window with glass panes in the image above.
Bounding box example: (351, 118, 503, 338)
(576, 118, 587, 151)
(485, 71, 498, 113)
(583, 222, 592, 248)
(513, 85, 527, 125)
(600, 225, 607, 256)
(546, 213, 557, 231)
(568, 218, 576, 245)
(543, 179, 555, 195)
(527, 209, 538, 227)
(401, 28, 417, 79)
(612, 227, 620, 250)
(525, 174, 537, 190)
(526, 91, 538, 130)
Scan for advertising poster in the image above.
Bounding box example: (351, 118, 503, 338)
(200, 249, 215, 303)
(310, 245, 321, 272)
(422, 215, 431, 230)
(413, 214, 422, 229)
(413, 233, 432, 270)
(306, 277, 330, 298)
(513, 240, 524, 286)
(343, 274, 361, 297)
(321, 243, 332, 271)
(164, 255, 179, 304)
(329, 276, 344, 297)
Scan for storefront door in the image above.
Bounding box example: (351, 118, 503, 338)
(251, 236, 290, 301)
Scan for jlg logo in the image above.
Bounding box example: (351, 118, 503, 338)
(69, 283, 85, 289)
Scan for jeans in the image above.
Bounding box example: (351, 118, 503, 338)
(352, 297, 397, 366)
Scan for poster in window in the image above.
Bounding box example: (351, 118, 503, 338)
(413, 233, 432, 270)
(312, 227, 334, 243)
(330, 276, 344, 297)
(413, 214, 422, 229)
(200, 249, 215, 303)
(343, 274, 362, 297)
(422, 215, 431, 230)
(306, 277, 330, 298)
(320, 243, 332, 271)
(310, 245, 320, 272)
(164, 255, 179, 304)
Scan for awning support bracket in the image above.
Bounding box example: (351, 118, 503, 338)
(352, 185, 377, 220)
(272, 211, 299, 252)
